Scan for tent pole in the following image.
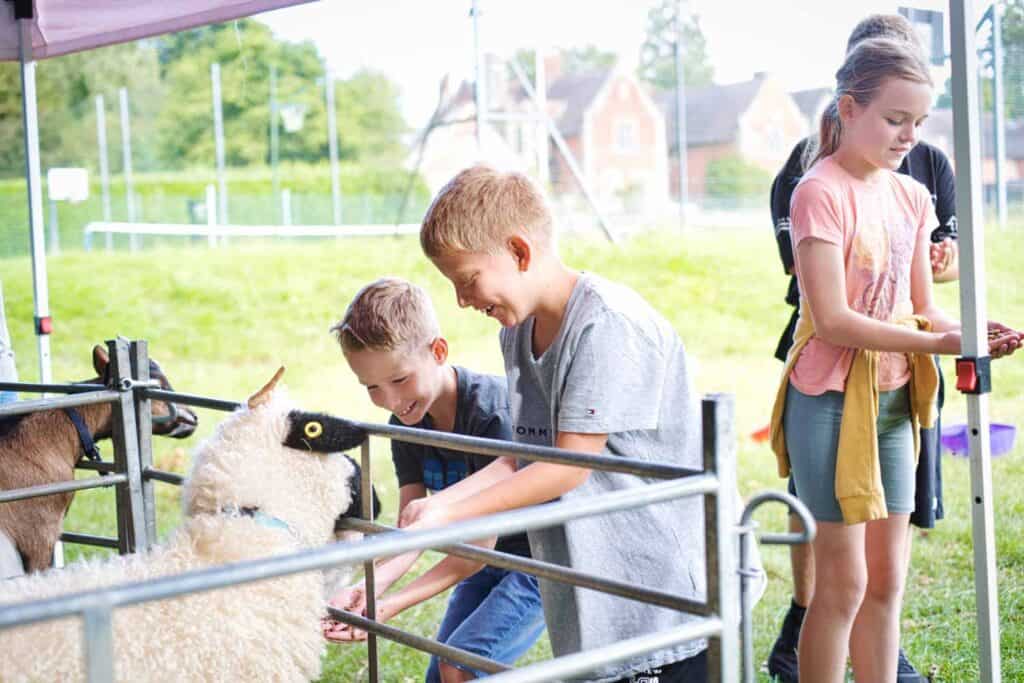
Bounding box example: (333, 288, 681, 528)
(17, 17, 52, 384)
(949, 1, 1001, 680)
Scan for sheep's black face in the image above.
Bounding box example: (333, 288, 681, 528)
(281, 412, 379, 525)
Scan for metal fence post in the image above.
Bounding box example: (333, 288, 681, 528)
(360, 438, 379, 683)
(83, 605, 115, 682)
(130, 340, 157, 547)
(702, 394, 739, 683)
(107, 338, 147, 554)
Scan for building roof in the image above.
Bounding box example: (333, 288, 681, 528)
(543, 70, 611, 137)
(659, 76, 765, 152)
(921, 107, 1024, 160)
(790, 87, 832, 123)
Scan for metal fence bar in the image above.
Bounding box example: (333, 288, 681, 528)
(703, 393, 739, 682)
(0, 390, 120, 418)
(326, 608, 511, 676)
(107, 339, 147, 554)
(140, 388, 241, 413)
(484, 619, 724, 683)
(143, 467, 184, 486)
(61, 532, 120, 550)
(342, 518, 708, 615)
(352, 420, 696, 479)
(0, 474, 128, 503)
(0, 476, 716, 630)
(130, 341, 157, 547)
(133, 392, 696, 479)
(0, 382, 106, 394)
(77, 460, 117, 474)
(360, 439, 379, 683)
(738, 491, 815, 682)
(82, 606, 114, 683)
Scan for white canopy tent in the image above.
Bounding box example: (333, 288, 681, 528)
(1, 0, 315, 383)
(0, 0, 1006, 679)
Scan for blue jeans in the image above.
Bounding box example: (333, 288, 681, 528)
(426, 567, 546, 681)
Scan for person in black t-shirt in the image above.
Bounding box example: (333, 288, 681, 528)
(324, 278, 545, 682)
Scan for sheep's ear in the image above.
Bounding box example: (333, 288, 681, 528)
(247, 366, 285, 409)
(284, 410, 366, 453)
(92, 345, 109, 375)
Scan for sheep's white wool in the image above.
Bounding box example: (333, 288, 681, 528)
(0, 389, 358, 683)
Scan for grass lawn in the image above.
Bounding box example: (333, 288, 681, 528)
(1, 224, 1022, 681)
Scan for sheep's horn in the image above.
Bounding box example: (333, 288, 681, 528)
(247, 366, 286, 409)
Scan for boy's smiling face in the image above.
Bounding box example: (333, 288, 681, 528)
(431, 240, 532, 328)
(344, 341, 447, 426)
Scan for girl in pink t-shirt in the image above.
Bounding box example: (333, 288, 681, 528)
(784, 37, 1020, 682)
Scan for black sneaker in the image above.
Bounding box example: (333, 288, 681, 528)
(766, 601, 804, 682)
(897, 648, 926, 682)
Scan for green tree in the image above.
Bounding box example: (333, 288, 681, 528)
(637, 0, 713, 90)
(513, 44, 618, 83)
(0, 41, 163, 177)
(153, 20, 406, 168)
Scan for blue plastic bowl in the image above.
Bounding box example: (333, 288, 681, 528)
(940, 423, 1017, 457)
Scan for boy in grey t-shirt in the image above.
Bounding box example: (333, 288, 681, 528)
(404, 165, 709, 682)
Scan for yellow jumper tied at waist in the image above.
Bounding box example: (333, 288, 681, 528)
(769, 303, 939, 524)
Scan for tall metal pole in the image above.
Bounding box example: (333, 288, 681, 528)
(212, 63, 229, 226)
(534, 47, 549, 188)
(270, 64, 280, 222)
(949, 1, 1001, 680)
(325, 64, 342, 225)
(118, 88, 138, 251)
(471, 0, 487, 154)
(95, 95, 113, 251)
(17, 17, 52, 384)
(674, 0, 689, 227)
(992, 2, 1007, 228)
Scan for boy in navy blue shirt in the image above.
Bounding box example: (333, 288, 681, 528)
(322, 277, 544, 682)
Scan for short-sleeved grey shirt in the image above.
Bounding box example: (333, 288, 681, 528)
(500, 273, 706, 681)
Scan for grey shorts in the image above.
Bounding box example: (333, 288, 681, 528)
(784, 383, 915, 523)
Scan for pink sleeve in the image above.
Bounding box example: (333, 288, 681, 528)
(790, 178, 844, 248)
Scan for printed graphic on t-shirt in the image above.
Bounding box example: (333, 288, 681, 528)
(422, 456, 469, 492)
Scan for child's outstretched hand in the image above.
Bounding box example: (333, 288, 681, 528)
(988, 321, 1023, 359)
(398, 496, 448, 529)
(930, 238, 957, 278)
(322, 584, 367, 643)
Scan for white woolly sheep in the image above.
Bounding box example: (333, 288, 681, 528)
(0, 368, 370, 682)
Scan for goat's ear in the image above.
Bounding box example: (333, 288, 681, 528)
(92, 345, 109, 375)
(247, 366, 285, 409)
(284, 410, 366, 453)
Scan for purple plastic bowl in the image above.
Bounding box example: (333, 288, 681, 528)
(940, 423, 1017, 457)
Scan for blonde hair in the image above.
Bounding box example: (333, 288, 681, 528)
(330, 277, 440, 353)
(806, 37, 933, 170)
(420, 165, 553, 258)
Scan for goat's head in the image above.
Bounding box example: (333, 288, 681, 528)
(182, 368, 370, 547)
(91, 345, 198, 439)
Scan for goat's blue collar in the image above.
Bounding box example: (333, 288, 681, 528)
(62, 408, 101, 463)
(221, 504, 291, 532)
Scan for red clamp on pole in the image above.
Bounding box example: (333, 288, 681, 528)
(34, 316, 53, 335)
(955, 356, 991, 395)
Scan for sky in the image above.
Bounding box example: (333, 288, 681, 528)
(257, 0, 966, 126)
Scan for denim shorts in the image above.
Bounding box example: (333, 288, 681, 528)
(426, 566, 546, 681)
(784, 383, 915, 523)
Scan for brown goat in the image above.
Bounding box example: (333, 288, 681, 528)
(0, 345, 198, 575)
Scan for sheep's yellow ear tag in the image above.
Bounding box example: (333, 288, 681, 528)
(248, 366, 285, 409)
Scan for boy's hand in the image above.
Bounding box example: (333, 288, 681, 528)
(321, 584, 367, 643)
(398, 497, 434, 529)
(930, 238, 956, 278)
(988, 321, 1023, 359)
